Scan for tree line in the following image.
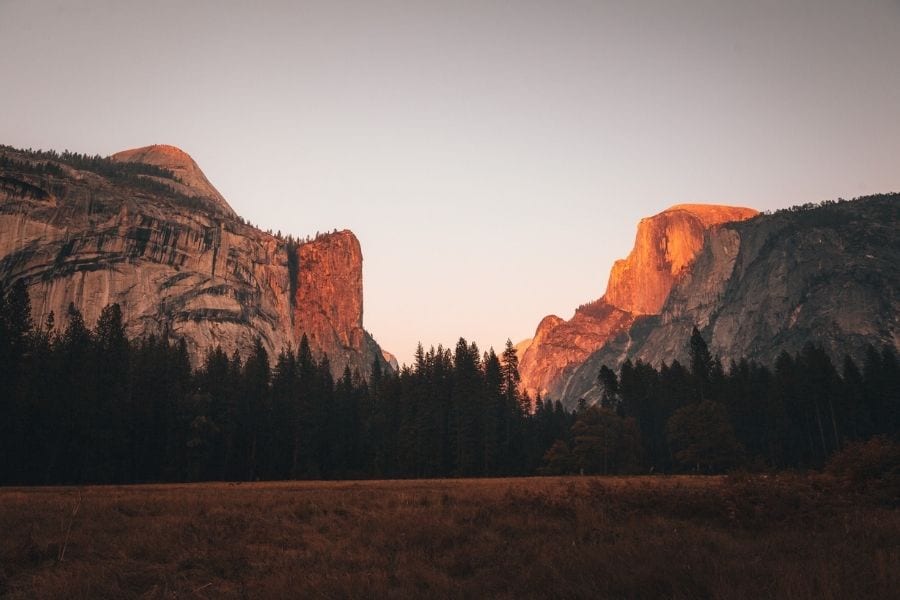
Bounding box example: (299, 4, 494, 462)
(0, 145, 227, 217)
(0, 281, 897, 485)
(0, 145, 182, 183)
(543, 329, 899, 475)
(0, 282, 571, 484)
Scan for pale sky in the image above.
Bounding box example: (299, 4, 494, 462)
(2, 0, 899, 365)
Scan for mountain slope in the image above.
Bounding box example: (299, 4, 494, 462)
(0, 144, 389, 376)
(110, 144, 237, 218)
(563, 195, 900, 405)
(518, 204, 758, 401)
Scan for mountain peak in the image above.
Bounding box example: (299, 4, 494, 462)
(110, 144, 236, 218)
(606, 203, 758, 314)
(519, 202, 759, 398)
(660, 203, 759, 227)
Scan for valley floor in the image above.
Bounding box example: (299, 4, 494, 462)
(1, 475, 897, 599)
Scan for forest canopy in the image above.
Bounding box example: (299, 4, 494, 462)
(0, 282, 897, 485)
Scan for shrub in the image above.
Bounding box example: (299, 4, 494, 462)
(826, 436, 900, 504)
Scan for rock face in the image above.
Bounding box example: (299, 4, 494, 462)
(292, 229, 386, 376)
(605, 205, 759, 315)
(0, 144, 390, 376)
(111, 145, 237, 219)
(522, 196, 900, 408)
(565, 196, 900, 405)
(519, 204, 758, 401)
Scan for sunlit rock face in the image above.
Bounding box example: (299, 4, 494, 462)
(111, 144, 238, 219)
(523, 196, 899, 408)
(605, 205, 759, 315)
(513, 338, 533, 362)
(565, 196, 900, 406)
(518, 204, 758, 402)
(0, 145, 390, 376)
(292, 229, 387, 376)
(519, 303, 635, 403)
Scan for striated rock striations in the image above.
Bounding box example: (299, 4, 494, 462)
(518, 204, 758, 402)
(0, 144, 391, 377)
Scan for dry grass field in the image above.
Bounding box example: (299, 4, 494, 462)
(1, 474, 898, 599)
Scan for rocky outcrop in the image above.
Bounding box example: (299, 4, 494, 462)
(548, 196, 900, 407)
(605, 205, 758, 315)
(513, 338, 533, 361)
(292, 229, 386, 376)
(111, 144, 237, 218)
(518, 304, 635, 402)
(0, 144, 390, 377)
(381, 350, 399, 372)
(518, 204, 758, 401)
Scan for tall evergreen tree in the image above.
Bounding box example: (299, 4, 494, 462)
(93, 304, 131, 482)
(689, 327, 714, 401)
(241, 339, 271, 480)
(271, 346, 299, 478)
(0, 281, 33, 483)
(453, 338, 483, 475)
(482, 349, 503, 475)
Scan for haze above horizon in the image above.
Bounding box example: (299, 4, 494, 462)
(2, 0, 899, 365)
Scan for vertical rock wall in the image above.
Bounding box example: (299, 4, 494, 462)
(0, 145, 390, 377)
(518, 204, 758, 401)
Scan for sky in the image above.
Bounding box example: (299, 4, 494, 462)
(1, 1, 899, 366)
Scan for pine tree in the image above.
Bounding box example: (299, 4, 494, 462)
(316, 354, 335, 476)
(482, 348, 503, 475)
(841, 355, 870, 440)
(241, 338, 270, 480)
(194, 345, 231, 479)
(295, 334, 318, 477)
(879, 346, 900, 435)
(0, 284, 12, 483)
(689, 327, 714, 401)
(271, 346, 299, 478)
(0, 281, 34, 483)
(59, 303, 96, 483)
(93, 304, 131, 482)
(500, 339, 526, 472)
(453, 338, 483, 475)
(598, 365, 619, 412)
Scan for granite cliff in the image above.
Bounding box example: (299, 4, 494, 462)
(110, 144, 237, 219)
(521, 196, 899, 408)
(563, 196, 900, 405)
(518, 204, 757, 402)
(0, 144, 389, 376)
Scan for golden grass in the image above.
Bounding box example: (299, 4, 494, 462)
(1, 475, 897, 599)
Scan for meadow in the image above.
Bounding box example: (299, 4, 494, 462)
(1, 474, 897, 599)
